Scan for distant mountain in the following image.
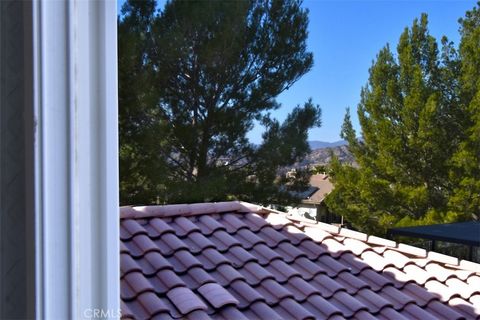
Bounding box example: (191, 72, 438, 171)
(303, 144, 355, 166)
(281, 144, 355, 173)
(308, 140, 347, 150)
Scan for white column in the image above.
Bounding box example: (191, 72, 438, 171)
(32, 1, 119, 319)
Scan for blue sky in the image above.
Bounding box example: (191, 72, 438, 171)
(118, 0, 477, 143)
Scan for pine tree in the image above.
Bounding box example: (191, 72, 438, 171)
(450, 3, 480, 219)
(326, 14, 465, 235)
(118, 0, 321, 205)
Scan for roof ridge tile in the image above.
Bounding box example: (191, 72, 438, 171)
(339, 228, 368, 242)
(396, 243, 427, 258)
(458, 259, 480, 273)
(366, 235, 397, 248)
(427, 251, 459, 266)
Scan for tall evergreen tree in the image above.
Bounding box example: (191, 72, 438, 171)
(450, 3, 480, 219)
(119, 0, 321, 205)
(326, 14, 466, 235)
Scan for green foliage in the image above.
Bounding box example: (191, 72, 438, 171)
(119, 0, 321, 205)
(449, 3, 480, 219)
(326, 7, 480, 236)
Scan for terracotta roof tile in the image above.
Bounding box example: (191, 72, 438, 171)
(426, 279, 461, 302)
(184, 310, 210, 320)
(290, 256, 325, 279)
(123, 272, 155, 298)
(297, 240, 329, 259)
(403, 263, 436, 285)
(136, 291, 170, 317)
(131, 234, 159, 257)
(210, 264, 244, 286)
(168, 249, 202, 273)
(383, 249, 415, 269)
(170, 216, 200, 236)
(223, 245, 257, 267)
(360, 250, 394, 271)
(284, 276, 318, 300)
(329, 291, 368, 317)
(248, 243, 282, 265)
(272, 298, 315, 320)
(281, 225, 309, 245)
(195, 248, 230, 270)
(243, 212, 269, 231)
(242, 301, 280, 320)
(425, 300, 466, 320)
(353, 310, 378, 320)
(179, 266, 214, 289)
(450, 297, 480, 319)
(121, 219, 147, 240)
(155, 233, 188, 256)
(264, 259, 301, 282)
(338, 252, 371, 275)
(229, 280, 265, 308)
(209, 230, 242, 251)
(343, 237, 373, 256)
(238, 261, 274, 285)
(316, 254, 350, 277)
(377, 307, 410, 320)
(403, 303, 439, 320)
(303, 226, 333, 242)
(379, 285, 416, 309)
(214, 305, 249, 320)
(303, 294, 342, 318)
(335, 270, 369, 294)
(120, 201, 480, 319)
(150, 269, 184, 294)
(354, 288, 393, 313)
(257, 226, 289, 247)
(357, 268, 393, 291)
(148, 218, 175, 237)
(321, 238, 350, 258)
(275, 242, 308, 262)
(234, 228, 266, 249)
(256, 278, 294, 303)
(198, 283, 239, 309)
(221, 213, 249, 233)
(121, 253, 143, 277)
(166, 287, 207, 315)
(311, 273, 345, 298)
(182, 231, 215, 253)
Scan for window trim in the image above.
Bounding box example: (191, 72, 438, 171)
(32, 1, 119, 318)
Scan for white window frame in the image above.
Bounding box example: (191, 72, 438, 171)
(32, 0, 119, 318)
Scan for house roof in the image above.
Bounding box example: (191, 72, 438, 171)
(120, 201, 480, 320)
(302, 174, 333, 204)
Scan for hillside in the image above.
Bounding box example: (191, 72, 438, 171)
(308, 140, 347, 149)
(285, 144, 355, 171)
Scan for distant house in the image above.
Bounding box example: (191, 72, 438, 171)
(286, 173, 341, 224)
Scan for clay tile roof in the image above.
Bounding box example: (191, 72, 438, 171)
(120, 201, 480, 319)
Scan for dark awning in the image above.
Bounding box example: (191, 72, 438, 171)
(387, 221, 480, 247)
